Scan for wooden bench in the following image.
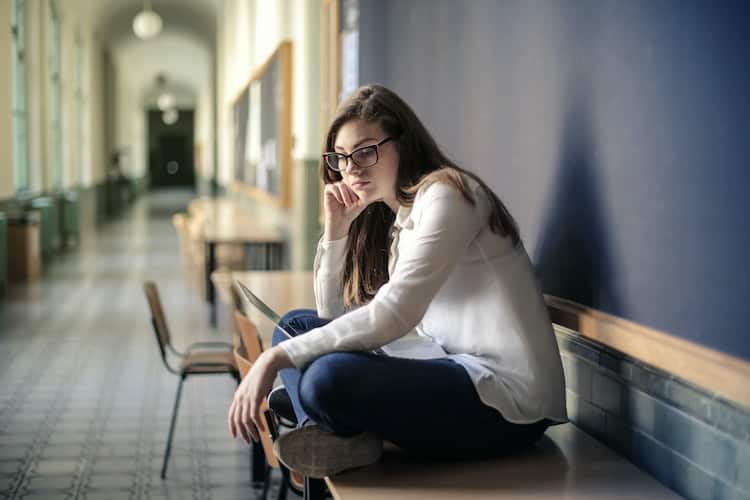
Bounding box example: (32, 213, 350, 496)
(227, 271, 682, 500)
(325, 424, 680, 499)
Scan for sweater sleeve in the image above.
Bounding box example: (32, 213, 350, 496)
(280, 183, 487, 368)
(313, 235, 349, 319)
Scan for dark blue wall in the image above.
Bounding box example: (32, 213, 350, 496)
(358, 0, 750, 360)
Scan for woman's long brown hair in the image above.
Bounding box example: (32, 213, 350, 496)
(321, 84, 520, 308)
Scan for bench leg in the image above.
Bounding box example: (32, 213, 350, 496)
(304, 477, 327, 500)
(276, 476, 288, 500)
(252, 439, 267, 487)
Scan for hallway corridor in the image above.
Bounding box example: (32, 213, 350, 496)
(0, 190, 281, 500)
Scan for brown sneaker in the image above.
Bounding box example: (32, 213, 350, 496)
(273, 425, 383, 478)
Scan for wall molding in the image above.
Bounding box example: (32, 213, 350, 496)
(545, 295, 750, 409)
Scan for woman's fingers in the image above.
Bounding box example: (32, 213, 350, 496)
(239, 398, 253, 443)
(327, 184, 343, 205)
(228, 398, 237, 437)
(227, 351, 280, 444)
(343, 183, 358, 206)
(249, 401, 262, 442)
(335, 183, 350, 208)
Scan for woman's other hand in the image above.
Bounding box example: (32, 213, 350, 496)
(323, 181, 368, 241)
(228, 346, 293, 443)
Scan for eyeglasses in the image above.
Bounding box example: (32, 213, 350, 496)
(323, 137, 393, 172)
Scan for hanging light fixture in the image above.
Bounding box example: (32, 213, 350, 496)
(133, 0, 163, 40)
(157, 93, 175, 111)
(162, 108, 179, 125)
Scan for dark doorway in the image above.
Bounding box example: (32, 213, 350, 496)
(148, 109, 196, 189)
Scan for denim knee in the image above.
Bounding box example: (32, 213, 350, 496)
(272, 308, 317, 347)
(298, 353, 364, 435)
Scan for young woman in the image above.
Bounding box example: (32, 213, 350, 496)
(228, 84, 567, 478)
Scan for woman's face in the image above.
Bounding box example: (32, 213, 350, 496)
(333, 119, 400, 212)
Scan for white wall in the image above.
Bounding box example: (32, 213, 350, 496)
(82, 34, 106, 186)
(195, 84, 214, 179)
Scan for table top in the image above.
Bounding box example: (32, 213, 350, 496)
(203, 220, 285, 244)
(229, 271, 314, 346)
(188, 197, 285, 244)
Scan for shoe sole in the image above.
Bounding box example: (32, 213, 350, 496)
(274, 426, 383, 478)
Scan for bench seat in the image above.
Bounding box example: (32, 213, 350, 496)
(325, 423, 681, 499)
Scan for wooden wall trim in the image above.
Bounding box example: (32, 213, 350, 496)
(545, 295, 750, 408)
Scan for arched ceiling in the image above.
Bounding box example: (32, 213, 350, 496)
(93, 0, 217, 49)
(90, 0, 218, 107)
(114, 31, 211, 107)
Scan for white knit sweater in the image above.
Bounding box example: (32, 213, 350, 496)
(280, 180, 568, 424)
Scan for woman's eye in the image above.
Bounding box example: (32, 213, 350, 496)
(353, 147, 376, 162)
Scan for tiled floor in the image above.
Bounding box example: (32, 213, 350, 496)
(0, 190, 295, 500)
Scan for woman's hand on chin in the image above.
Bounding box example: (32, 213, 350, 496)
(323, 181, 369, 240)
(227, 347, 293, 443)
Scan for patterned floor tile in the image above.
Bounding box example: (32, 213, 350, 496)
(23, 475, 76, 491)
(31, 460, 80, 476)
(0, 191, 295, 500)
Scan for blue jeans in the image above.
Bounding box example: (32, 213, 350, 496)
(273, 308, 549, 458)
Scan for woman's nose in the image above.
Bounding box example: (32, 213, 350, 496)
(343, 158, 363, 174)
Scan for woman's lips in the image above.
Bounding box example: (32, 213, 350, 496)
(351, 181, 370, 189)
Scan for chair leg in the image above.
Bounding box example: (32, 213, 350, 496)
(277, 472, 288, 500)
(304, 477, 327, 500)
(161, 375, 185, 479)
(260, 464, 272, 500)
(252, 439, 267, 486)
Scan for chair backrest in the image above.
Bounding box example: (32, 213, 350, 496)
(233, 310, 264, 362)
(234, 345, 253, 378)
(233, 346, 280, 469)
(143, 281, 171, 361)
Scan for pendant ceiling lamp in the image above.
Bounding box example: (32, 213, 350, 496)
(133, 0, 162, 40)
(157, 93, 176, 111)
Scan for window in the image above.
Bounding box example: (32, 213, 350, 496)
(48, 0, 62, 190)
(11, 0, 29, 193)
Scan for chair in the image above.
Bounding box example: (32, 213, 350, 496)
(233, 310, 304, 500)
(143, 281, 240, 479)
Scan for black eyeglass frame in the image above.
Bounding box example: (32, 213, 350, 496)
(322, 137, 394, 172)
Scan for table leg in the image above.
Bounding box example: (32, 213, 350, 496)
(206, 241, 217, 327)
(244, 242, 252, 269)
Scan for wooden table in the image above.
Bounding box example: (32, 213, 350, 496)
(204, 222, 285, 327)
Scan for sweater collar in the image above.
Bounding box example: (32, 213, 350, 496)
(394, 204, 414, 230)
